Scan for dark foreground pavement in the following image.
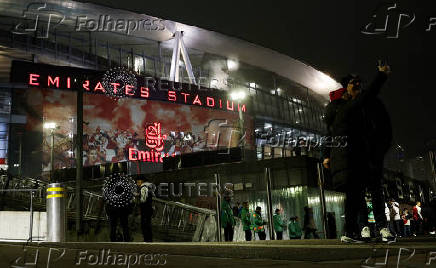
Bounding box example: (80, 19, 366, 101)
(1, 238, 436, 268)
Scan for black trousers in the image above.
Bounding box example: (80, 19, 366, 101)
(257, 231, 266, 240)
(244, 230, 252, 241)
(107, 207, 131, 242)
(333, 161, 388, 237)
(224, 224, 234, 241)
(304, 228, 320, 239)
(368, 162, 388, 230)
(334, 169, 368, 237)
(393, 220, 402, 236)
(140, 204, 153, 242)
(276, 231, 283, 240)
(413, 219, 423, 235)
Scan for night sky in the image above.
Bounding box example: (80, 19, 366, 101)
(84, 0, 436, 156)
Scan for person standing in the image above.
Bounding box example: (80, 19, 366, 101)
(322, 63, 394, 243)
(139, 181, 154, 242)
(367, 200, 376, 238)
(402, 208, 412, 237)
(413, 201, 423, 236)
(103, 174, 136, 242)
(252, 206, 267, 240)
(288, 216, 302, 239)
(390, 199, 402, 237)
(106, 204, 133, 242)
(273, 209, 286, 240)
(385, 202, 395, 236)
(221, 190, 236, 241)
(303, 206, 319, 239)
(239, 202, 252, 241)
(429, 197, 436, 235)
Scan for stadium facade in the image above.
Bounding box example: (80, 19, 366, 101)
(0, 1, 431, 241)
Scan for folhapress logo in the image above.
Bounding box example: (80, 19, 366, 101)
(12, 2, 65, 39)
(12, 2, 167, 39)
(361, 3, 415, 39)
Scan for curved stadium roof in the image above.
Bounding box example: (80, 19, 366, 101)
(0, 0, 341, 99)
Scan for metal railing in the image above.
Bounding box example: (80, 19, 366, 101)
(0, 188, 41, 242)
(1, 175, 218, 241)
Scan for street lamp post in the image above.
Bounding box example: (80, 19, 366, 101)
(44, 122, 56, 182)
(50, 130, 54, 179)
(230, 91, 246, 160)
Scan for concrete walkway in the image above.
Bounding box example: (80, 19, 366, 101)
(1, 238, 436, 267)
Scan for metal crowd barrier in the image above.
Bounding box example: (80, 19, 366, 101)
(0, 188, 40, 242)
(0, 176, 223, 242)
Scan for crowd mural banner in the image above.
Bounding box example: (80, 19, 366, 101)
(10, 61, 254, 171)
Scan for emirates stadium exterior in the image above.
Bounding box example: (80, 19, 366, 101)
(0, 0, 430, 242)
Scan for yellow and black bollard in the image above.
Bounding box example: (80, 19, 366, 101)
(46, 183, 66, 242)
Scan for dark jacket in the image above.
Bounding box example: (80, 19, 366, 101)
(363, 97, 392, 165)
(304, 207, 316, 230)
(325, 71, 388, 176)
(321, 98, 347, 160)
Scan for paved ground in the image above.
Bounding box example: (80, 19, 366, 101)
(1, 238, 436, 267)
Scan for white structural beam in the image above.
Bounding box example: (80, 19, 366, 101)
(169, 31, 196, 85)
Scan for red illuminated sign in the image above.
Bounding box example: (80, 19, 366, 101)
(24, 73, 247, 113)
(128, 122, 175, 163)
(145, 122, 166, 151)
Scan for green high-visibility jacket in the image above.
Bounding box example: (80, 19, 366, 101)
(239, 207, 251, 231)
(221, 200, 235, 228)
(252, 211, 265, 233)
(273, 213, 285, 232)
(288, 220, 302, 238)
(367, 201, 375, 223)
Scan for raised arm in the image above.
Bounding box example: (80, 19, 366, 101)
(351, 71, 388, 108)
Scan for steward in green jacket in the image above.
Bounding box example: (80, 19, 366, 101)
(273, 209, 286, 240)
(252, 206, 266, 240)
(288, 216, 302, 239)
(239, 201, 252, 241)
(221, 190, 236, 241)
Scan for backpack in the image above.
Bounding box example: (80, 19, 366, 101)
(388, 204, 397, 221)
(389, 203, 398, 219)
(140, 182, 152, 203)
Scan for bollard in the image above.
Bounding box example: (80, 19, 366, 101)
(46, 183, 66, 242)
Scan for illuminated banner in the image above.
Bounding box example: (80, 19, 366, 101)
(129, 122, 177, 163)
(11, 80, 255, 172)
(10, 61, 247, 113)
